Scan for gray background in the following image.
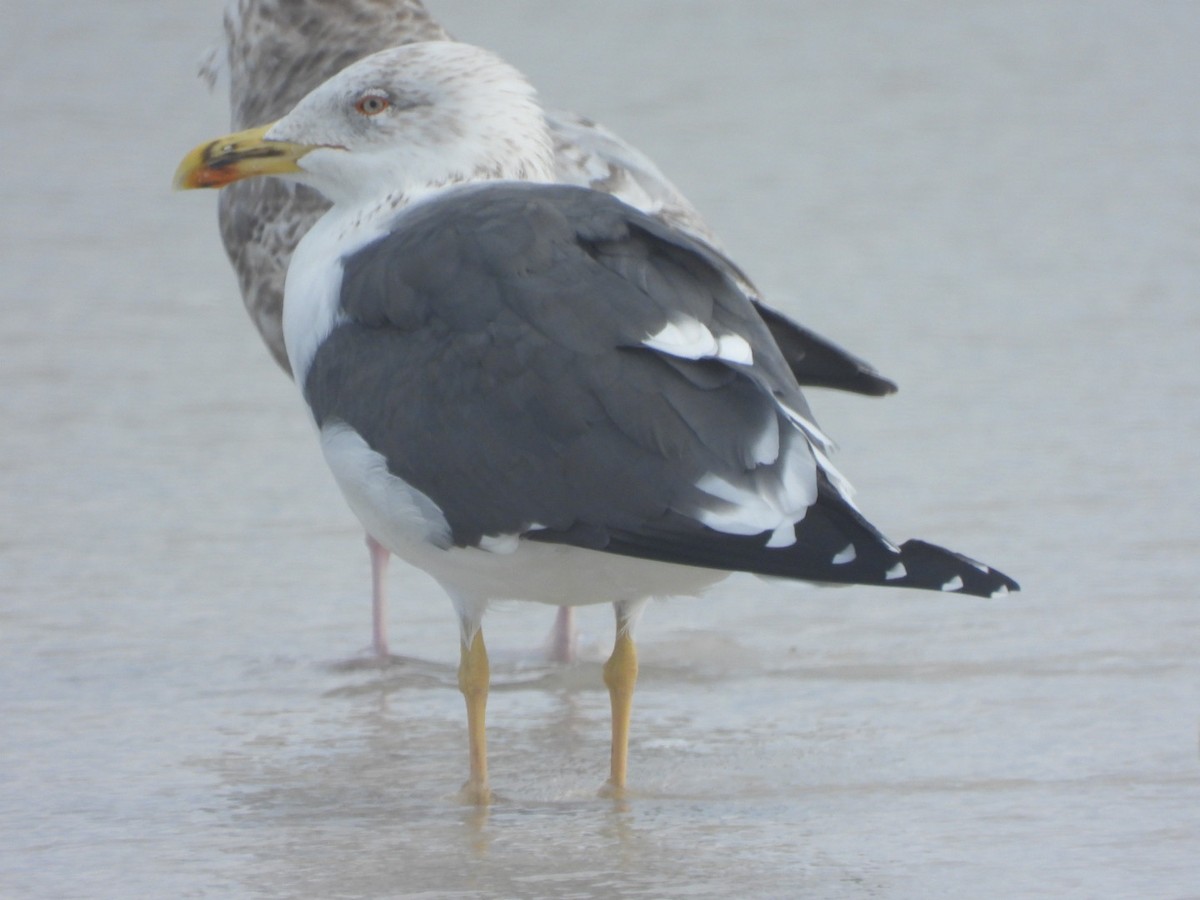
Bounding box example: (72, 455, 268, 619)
(2, 2, 1197, 897)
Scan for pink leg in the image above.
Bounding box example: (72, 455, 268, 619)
(366, 533, 390, 659)
(546, 606, 578, 664)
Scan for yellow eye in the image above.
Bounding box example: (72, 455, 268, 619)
(355, 94, 391, 116)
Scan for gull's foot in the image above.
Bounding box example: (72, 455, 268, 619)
(597, 779, 629, 801)
(458, 779, 494, 807)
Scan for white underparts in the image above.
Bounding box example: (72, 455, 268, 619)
(319, 421, 453, 550)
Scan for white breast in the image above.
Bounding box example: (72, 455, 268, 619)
(282, 207, 393, 386)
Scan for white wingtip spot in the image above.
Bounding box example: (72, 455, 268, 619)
(885, 562, 906, 580)
(941, 575, 965, 592)
(765, 523, 796, 548)
(832, 544, 857, 565)
(991, 585, 1010, 598)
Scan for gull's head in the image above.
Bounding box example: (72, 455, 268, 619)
(175, 41, 556, 206)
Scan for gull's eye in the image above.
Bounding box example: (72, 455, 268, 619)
(354, 93, 391, 116)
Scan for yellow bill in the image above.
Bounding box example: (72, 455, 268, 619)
(173, 122, 316, 190)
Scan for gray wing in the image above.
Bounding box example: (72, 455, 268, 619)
(543, 109, 897, 395)
(214, 0, 896, 394)
(305, 184, 1016, 597)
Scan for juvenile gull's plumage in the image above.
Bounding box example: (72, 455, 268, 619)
(176, 41, 1017, 801)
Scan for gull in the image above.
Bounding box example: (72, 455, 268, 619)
(176, 42, 1017, 802)
(206, 0, 896, 661)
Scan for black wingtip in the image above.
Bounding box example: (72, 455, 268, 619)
(897, 539, 1019, 598)
(752, 301, 899, 398)
(845, 370, 899, 397)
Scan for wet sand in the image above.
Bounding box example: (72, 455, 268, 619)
(2, 2, 1198, 897)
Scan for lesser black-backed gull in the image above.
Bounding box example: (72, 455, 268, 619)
(206, 0, 896, 661)
(176, 42, 1016, 802)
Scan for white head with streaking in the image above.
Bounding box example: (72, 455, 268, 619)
(177, 41, 559, 378)
(177, 41, 557, 207)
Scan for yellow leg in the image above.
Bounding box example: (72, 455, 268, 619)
(602, 625, 639, 796)
(458, 630, 492, 805)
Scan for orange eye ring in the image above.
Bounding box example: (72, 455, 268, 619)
(355, 94, 391, 116)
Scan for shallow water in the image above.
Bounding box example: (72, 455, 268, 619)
(2, 1, 1198, 897)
